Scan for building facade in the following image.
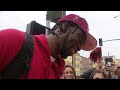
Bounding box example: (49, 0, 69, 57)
(80, 56, 93, 74)
(64, 52, 93, 77)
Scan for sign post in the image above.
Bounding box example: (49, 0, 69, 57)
(46, 11, 66, 35)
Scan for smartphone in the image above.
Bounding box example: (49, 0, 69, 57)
(105, 57, 113, 72)
(105, 57, 113, 65)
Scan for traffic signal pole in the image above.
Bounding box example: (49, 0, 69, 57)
(99, 38, 120, 60)
(46, 19, 50, 36)
(46, 11, 66, 36)
(99, 38, 120, 46)
(102, 39, 120, 42)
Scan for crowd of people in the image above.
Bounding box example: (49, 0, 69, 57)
(81, 60, 120, 79)
(60, 61, 120, 79)
(62, 47, 120, 79)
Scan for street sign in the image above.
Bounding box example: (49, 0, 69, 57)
(46, 11, 66, 23)
(26, 21, 51, 35)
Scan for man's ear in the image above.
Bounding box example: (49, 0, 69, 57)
(61, 22, 73, 34)
(60, 22, 67, 33)
(61, 22, 74, 34)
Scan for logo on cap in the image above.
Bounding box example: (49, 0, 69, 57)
(73, 16, 79, 21)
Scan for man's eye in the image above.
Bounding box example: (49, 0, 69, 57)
(79, 37, 83, 42)
(79, 37, 84, 44)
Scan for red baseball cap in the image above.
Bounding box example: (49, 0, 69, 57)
(57, 14, 97, 51)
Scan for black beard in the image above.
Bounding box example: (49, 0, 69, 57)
(60, 50, 68, 59)
(59, 33, 70, 59)
(59, 42, 69, 59)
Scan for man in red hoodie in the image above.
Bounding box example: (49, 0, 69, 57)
(0, 14, 97, 79)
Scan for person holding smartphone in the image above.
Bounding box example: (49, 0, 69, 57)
(105, 62, 120, 79)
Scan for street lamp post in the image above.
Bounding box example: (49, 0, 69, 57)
(114, 15, 120, 18)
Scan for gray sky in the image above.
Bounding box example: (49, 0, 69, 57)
(0, 11, 120, 58)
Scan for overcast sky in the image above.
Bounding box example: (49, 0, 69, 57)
(0, 11, 120, 58)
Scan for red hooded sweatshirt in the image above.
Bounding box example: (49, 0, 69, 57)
(0, 29, 65, 79)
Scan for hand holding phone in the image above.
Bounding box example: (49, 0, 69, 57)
(106, 62, 118, 72)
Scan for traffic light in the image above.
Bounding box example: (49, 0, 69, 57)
(46, 11, 66, 23)
(99, 38, 103, 46)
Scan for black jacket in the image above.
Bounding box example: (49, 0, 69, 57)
(81, 68, 96, 79)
